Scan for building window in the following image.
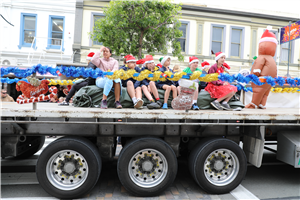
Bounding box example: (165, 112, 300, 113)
(90, 13, 105, 46)
(177, 23, 187, 52)
(229, 27, 245, 58)
(47, 16, 65, 50)
(280, 41, 294, 63)
(211, 24, 226, 55)
(93, 15, 104, 45)
(18, 13, 37, 49)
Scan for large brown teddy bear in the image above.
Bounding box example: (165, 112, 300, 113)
(245, 30, 278, 109)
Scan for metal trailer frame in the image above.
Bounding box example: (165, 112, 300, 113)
(1, 103, 300, 168)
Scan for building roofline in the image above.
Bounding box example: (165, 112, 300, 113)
(181, 5, 300, 22)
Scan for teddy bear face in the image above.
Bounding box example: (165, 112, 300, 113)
(258, 41, 277, 57)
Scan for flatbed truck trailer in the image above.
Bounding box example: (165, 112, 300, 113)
(1, 102, 300, 199)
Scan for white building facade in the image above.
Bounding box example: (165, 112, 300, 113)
(74, 1, 299, 77)
(0, 0, 76, 68)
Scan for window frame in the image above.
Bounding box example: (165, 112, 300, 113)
(196, 22, 204, 55)
(90, 12, 105, 47)
(47, 15, 65, 51)
(210, 24, 226, 56)
(229, 26, 245, 59)
(18, 13, 37, 49)
(177, 20, 190, 54)
(280, 40, 294, 63)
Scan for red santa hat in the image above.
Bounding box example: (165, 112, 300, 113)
(136, 55, 154, 65)
(259, 29, 278, 45)
(223, 62, 230, 70)
(201, 61, 210, 69)
(144, 55, 154, 64)
(125, 55, 137, 63)
(86, 52, 95, 60)
(215, 52, 226, 61)
(156, 63, 162, 68)
(189, 56, 199, 65)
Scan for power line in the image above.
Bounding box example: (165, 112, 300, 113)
(0, 14, 14, 27)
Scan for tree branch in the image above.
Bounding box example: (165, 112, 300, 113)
(145, 15, 174, 31)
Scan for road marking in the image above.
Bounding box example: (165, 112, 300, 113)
(209, 195, 222, 200)
(230, 185, 260, 200)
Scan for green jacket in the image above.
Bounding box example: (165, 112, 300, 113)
(183, 67, 202, 84)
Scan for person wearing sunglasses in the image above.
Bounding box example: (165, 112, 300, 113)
(1, 89, 15, 102)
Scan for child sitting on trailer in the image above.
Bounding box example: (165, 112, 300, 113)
(136, 55, 162, 109)
(181, 56, 201, 110)
(120, 55, 144, 109)
(205, 52, 237, 111)
(157, 56, 180, 109)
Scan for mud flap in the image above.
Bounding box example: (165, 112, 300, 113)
(243, 126, 265, 168)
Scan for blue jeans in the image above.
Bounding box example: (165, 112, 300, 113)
(96, 77, 122, 96)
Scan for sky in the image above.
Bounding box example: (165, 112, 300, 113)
(174, 0, 300, 19)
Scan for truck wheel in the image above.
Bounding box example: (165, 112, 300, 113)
(189, 138, 247, 194)
(36, 136, 101, 199)
(117, 137, 177, 196)
(16, 136, 45, 159)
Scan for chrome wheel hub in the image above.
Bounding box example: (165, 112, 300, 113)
(204, 149, 239, 186)
(128, 148, 168, 188)
(46, 150, 88, 190)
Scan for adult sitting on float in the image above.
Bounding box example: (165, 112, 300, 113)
(93, 46, 122, 109)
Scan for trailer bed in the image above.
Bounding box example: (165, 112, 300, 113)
(1, 102, 299, 121)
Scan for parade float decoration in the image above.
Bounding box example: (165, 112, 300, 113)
(171, 79, 197, 110)
(245, 30, 278, 109)
(16, 77, 57, 104)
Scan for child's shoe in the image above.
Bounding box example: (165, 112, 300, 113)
(134, 98, 144, 109)
(162, 103, 168, 109)
(115, 101, 122, 109)
(192, 103, 200, 110)
(147, 102, 160, 109)
(156, 100, 163, 108)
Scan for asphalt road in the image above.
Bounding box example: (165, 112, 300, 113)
(1, 139, 300, 200)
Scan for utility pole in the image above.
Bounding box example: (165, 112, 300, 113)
(287, 21, 291, 77)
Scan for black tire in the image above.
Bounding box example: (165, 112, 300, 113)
(189, 138, 247, 194)
(36, 136, 102, 199)
(16, 136, 45, 159)
(117, 137, 177, 196)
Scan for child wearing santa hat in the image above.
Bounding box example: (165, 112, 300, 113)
(136, 55, 162, 109)
(86, 52, 95, 64)
(180, 56, 201, 110)
(205, 52, 237, 110)
(157, 56, 180, 109)
(120, 55, 144, 109)
(201, 61, 210, 74)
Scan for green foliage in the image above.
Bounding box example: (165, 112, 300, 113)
(90, 0, 183, 60)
